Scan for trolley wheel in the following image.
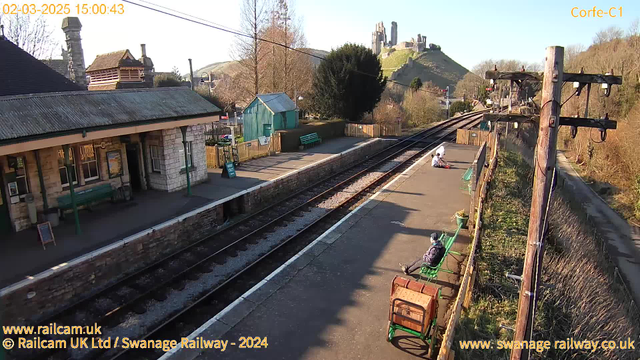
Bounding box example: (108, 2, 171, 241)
(386, 321, 394, 342)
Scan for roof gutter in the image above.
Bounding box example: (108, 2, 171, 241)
(0, 111, 220, 152)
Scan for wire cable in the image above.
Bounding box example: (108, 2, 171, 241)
(121, 0, 448, 96)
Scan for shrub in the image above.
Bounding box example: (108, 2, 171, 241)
(450, 100, 473, 115)
(401, 89, 443, 127)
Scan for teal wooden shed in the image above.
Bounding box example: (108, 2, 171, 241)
(243, 93, 298, 141)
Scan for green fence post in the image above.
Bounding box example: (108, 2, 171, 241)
(63, 145, 81, 235)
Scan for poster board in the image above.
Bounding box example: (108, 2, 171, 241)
(107, 151, 123, 178)
(221, 162, 236, 179)
(37, 222, 56, 249)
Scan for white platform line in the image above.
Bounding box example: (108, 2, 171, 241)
(159, 141, 446, 359)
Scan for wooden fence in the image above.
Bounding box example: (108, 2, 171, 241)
(206, 133, 281, 168)
(438, 132, 500, 360)
(456, 129, 491, 146)
(344, 123, 401, 138)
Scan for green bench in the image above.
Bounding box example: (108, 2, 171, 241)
(420, 223, 463, 280)
(57, 184, 115, 212)
(461, 166, 474, 194)
(300, 133, 322, 148)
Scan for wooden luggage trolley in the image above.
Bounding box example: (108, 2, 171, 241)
(387, 276, 440, 351)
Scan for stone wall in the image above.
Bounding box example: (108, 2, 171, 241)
(0, 138, 391, 325)
(144, 125, 207, 192)
(162, 125, 207, 192)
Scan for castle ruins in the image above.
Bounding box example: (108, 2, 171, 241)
(371, 21, 439, 56)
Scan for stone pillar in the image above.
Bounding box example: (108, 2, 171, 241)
(61, 17, 87, 88)
(139, 44, 155, 88)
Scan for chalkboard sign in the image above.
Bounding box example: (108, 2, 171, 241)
(37, 222, 56, 250)
(221, 161, 236, 179)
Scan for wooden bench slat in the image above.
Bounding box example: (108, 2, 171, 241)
(57, 184, 114, 210)
(300, 132, 322, 146)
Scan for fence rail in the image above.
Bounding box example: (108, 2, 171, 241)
(344, 123, 401, 138)
(206, 133, 281, 168)
(438, 133, 500, 360)
(456, 129, 491, 146)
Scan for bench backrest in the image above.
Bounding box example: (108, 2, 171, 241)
(428, 223, 463, 269)
(300, 133, 320, 142)
(57, 184, 113, 207)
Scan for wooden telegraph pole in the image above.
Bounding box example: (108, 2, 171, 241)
(511, 46, 564, 360)
(484, 48, 621, 360)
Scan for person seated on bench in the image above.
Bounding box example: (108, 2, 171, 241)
(431, 152, 449, 168)
(400, 233, 446, 275)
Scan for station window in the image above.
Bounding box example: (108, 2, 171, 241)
(150, 145, 162, 172)
(80, 144, 99, 181)
(58, 148, 78, 187)
(178, 142, 193, 169)
(14, 156, 29, 195)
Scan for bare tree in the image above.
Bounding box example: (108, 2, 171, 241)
(259, 0, 311, 99)
(593, 26, 624, 45)
(564, 44, 586, 70)
(0, 14, 58, 59)
(453, 72, 487, 99)
(628, 18, 639, 38)
(232, 0, 270, 99)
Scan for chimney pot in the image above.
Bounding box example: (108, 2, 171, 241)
(141, 44, 146, 57)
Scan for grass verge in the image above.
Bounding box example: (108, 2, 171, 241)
(453, 151, 640, 360)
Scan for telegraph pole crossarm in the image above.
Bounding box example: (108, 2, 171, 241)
(509, 47, 623, 360)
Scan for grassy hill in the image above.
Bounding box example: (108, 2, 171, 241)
(194, 48, 329, 78)
(381, 48, 469, 91)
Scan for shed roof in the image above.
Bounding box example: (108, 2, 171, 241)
(251, 93, 296, 114)
(0, 87, 220, 144)
(86, 50, 143, 72)
(0, 37, 81, 96)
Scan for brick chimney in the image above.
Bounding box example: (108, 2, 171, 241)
(61, 17, 87, 88)
(138, 44, 155, 87)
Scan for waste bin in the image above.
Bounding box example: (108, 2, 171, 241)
(46, 208, 60, 227)
(25, 194, 37, 224)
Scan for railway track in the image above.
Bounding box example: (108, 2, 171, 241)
(7, 111, 485, 360)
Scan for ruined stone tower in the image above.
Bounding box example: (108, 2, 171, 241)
(61, 17, 87, 88)
(390, 21, 397, 46)
(371, 22, 387, 55)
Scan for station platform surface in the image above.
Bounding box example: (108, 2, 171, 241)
(186, 142, 478, 360)
(0, 137, 373, 289)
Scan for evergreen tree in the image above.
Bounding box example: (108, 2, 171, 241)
(410, 77, 423, 92)
(311, 44, 386, 121)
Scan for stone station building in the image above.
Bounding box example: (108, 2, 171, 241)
(0, 88, 220, 234)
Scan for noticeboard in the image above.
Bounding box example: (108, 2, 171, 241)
(107, 151, 123, 178)
(37, 222, 56, 249)
(221, 161, 236, 179)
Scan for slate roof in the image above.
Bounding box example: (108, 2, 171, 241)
(0, 37, 81, 96)
(254, 93, 296, 114)
(0, 88, 221, 144)
(86, 50, 144, 72)
(42, 59, 69, 77)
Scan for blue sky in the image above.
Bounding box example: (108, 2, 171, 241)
(35, 0, 639, 74)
